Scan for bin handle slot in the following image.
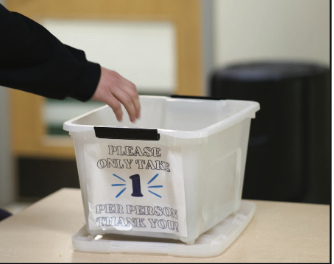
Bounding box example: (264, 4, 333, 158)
(94, 127, 160, 141)
(171, 94, 225, 100)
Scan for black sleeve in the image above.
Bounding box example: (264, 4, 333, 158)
(0, 4, 101, 102)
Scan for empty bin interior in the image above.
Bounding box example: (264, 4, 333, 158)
(72, 97, 250, 131)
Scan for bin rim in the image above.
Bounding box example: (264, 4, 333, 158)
(63, 96, 260, 139)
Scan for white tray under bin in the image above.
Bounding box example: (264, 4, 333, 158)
(72, 201, 255, 258)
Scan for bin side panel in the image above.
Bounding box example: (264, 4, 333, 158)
(196, 119, 251, 234)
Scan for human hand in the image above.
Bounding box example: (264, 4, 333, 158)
(92, 66, 140, 122)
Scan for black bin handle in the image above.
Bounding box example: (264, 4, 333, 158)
(94, 127, 160, 141)
(170, 94, 225, 100)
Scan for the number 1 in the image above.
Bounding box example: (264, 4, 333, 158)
(129, 174, 143, 197)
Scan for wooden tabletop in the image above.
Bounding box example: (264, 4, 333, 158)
(0, 188, 329, 263)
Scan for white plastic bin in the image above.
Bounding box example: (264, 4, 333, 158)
(63, 95, 260, 244)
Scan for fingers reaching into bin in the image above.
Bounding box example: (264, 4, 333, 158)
(92, 66, 141, 122)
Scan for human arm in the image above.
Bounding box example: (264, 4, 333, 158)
(0, 4, 140, 122)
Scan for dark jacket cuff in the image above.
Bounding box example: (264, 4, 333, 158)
(70, 61, 101, 102)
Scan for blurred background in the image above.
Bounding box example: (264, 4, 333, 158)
(0, 0, 330, 213)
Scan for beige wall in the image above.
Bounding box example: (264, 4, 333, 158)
(213, 0, 330, 68)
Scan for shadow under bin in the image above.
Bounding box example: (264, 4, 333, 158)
(210, 61, 331, 204)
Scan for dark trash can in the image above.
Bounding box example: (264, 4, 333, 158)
(210, 61, 331, 204)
